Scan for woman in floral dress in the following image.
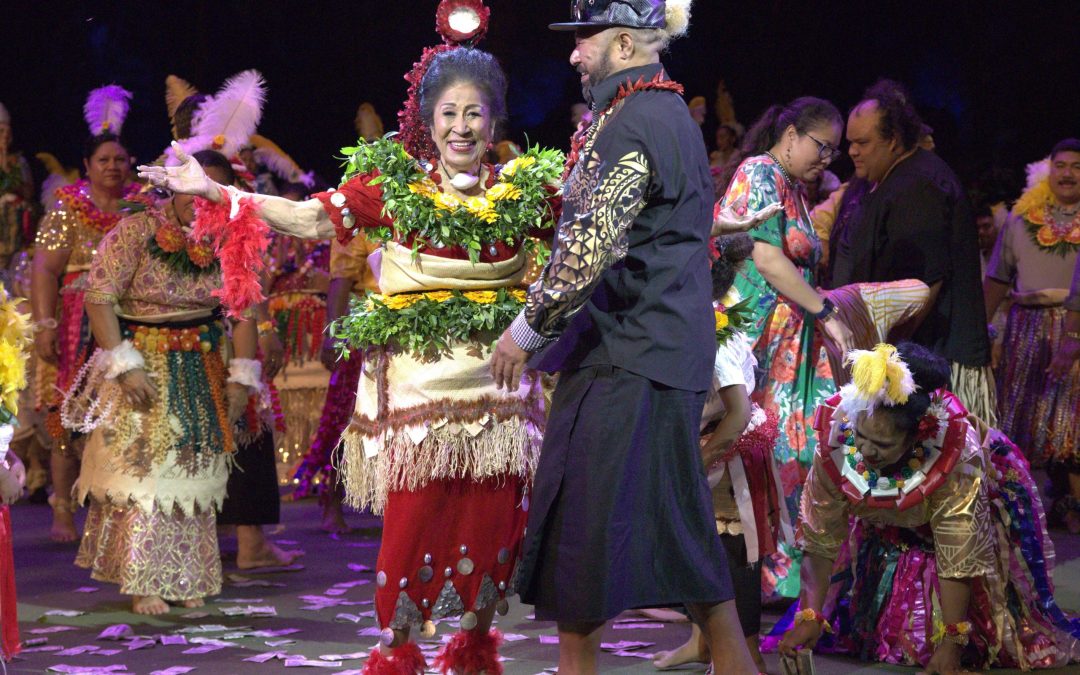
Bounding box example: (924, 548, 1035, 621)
(718, 97, 852, 597)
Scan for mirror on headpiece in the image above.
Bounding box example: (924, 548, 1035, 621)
(436, 0, 490, 45)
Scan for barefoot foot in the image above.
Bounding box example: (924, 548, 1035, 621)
(50, 509, 78, 543)
(132, 595, 169, 615)
(652, 638, 709, 670)
(237, 541, 304, 570)
(181, 598, 204, 608)
(320, 503, 352, 534)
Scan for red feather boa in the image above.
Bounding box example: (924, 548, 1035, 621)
(363, 642, 427, 675)
(433, 629, 503, 675)
(192, 190, 270, 319)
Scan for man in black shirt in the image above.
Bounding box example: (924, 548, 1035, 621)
(832, 79, 995, 422)
(490, 1, 756, 673)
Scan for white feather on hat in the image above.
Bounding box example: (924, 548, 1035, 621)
(170, 69, 265, 163)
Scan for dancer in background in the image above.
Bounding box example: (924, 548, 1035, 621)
(64, 150, 256, 614)
(32, 85, 140, 542)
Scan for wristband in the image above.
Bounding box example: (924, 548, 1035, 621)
(103, 340, 146, 380)
(227, 358, 263, 390)
(33, 317, 58, 332)
(932, 620, 971, 647)
(794, 608, 833, 634)
(813, 297, 837, 321)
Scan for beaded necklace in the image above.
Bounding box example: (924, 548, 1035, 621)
(765, 151, 794, 186)
(838, 415, 927, 491)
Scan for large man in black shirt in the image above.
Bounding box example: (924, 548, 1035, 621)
(832, 79, 995, 423)
(490, 1, 756, 673)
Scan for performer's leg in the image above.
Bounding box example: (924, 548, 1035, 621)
(556, 621, 604, 675)
(49, 451, 77, 542)
(686, 600, 759, 675)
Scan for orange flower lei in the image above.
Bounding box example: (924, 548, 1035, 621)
(1026, 205, 1080, 255)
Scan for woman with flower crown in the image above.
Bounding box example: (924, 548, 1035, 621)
(140, 2, 562, 671)
(31, 85, 142, 543)
(62, 150, 258, 616)
(778, 342, 1080, 673)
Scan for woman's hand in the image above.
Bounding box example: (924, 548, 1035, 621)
(226, 383, 249, 425)
(35, 327, 58, 364)
(137, 142, 221, 201)
(917, 641, 968, 675)
(118, 368, 157, 411)
(712, 202, 784, 236)
(0, 453, 25, 505)
(259, 332, 285, 380)
(821, 314, 855, 357)
(699, 432, 737, 469)
(777, 620, 822, 658)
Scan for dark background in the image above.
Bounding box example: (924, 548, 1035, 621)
(2, 1, 1078, 195)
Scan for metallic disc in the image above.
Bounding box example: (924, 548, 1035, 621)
(456, 557, 475, 576)
(459, 611, 478, 631)
(497, 548, 510, 564)
(420, 620, 437, 638)
(444, 566, 453, 578)
(418, 565, 434, 583)
(398, 577, 409, 589)
(423, 553, 433, 565)
(376, 571, 387, 587)
(459, 544, 468, 555)
(496, 599, 510, 616)
(379, 627, 396, 646)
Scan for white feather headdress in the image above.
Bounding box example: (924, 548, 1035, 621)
(172, 69, 265, 162)
(84, 85, 132, 135)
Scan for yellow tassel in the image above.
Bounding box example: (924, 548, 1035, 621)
(851, 344, 894, 397)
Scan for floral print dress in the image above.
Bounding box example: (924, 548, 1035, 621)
(719, 155, 835, 594)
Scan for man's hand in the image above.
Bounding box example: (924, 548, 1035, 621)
(490, 328, 530, 392)
(320, 336, 342, 371)
(118, 368, 157, 412)
(137, 141, 221, 201)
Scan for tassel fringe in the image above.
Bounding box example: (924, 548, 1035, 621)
(363, 642, 427, 675)
(434, 629, 503, 675)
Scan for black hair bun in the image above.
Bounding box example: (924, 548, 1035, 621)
(895, 342, 950, 392)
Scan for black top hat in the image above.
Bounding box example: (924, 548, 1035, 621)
(549, 0, 666, 31)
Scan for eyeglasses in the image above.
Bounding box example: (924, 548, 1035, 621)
(806, 133, 842, 163)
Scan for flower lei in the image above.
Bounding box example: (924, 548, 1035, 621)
(563, 71, 685, 182)
(338, 136, 563, 264)
(1024, 205, 1080, 256)
(330, 287, 526, 358)
(54, 180, 142, 234)
(1013, 177, 1080, 256)
(714, 290, 752, 347)
(148, 207, 220, 276)
(837, 395, 950, 497)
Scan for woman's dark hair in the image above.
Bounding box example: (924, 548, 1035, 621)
(173, 93, 209, 140)
(742, 96, 842, 156)
(83, 132, 127, 161)
(419, 48, 508, 128)
(879, 342, 951, 434)
(1051, 137, 1080, 159)
(192, 149, 237, 186)
(857, 79, 923, 152)
(711, 233, 754, 300)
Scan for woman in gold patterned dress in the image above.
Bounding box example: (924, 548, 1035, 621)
(778, 342, 1080, 673)
(31, 86, 141, 542)
(63, 151, 256, 615)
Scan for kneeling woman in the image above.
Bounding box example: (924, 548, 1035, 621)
(64, 151, 256, 614)
(780, 342, 1080, 672)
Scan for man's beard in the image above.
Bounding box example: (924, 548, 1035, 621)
(581, 51, 614, 103)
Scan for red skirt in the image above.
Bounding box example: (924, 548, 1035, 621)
(0, 506, 19, 661)
(375, 475, 528, 630)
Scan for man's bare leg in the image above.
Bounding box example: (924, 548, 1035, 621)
(556, 621, 604, 675)
(687, 600, 758, 675)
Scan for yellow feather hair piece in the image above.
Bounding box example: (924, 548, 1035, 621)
(843, 343, 917, 412)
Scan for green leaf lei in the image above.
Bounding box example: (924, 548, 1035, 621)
(715, 297, 753, 346)
(337, 134, 564, 264)
(330, 287, 527, 360)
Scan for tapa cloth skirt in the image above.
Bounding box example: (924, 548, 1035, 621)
(518, 365, 734, 623)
